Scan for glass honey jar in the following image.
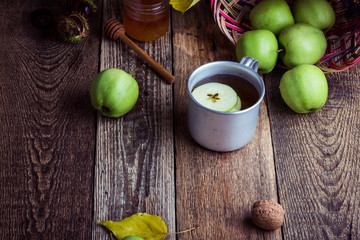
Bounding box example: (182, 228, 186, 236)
(122, 0, 170, 42)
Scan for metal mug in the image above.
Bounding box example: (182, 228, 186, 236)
(187, 57, 265, 152)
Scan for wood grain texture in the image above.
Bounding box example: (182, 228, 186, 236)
(172, 1, 281, 239)
(265, 65, 360, 239)
(92, 0, 176, 239)
(0, 0, 99, 239)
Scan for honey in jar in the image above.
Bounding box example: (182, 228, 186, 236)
(122, 0, 170, 42)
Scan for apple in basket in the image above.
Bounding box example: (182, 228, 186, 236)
(236, 29, 278, 74)
(278, 23, 327, 68)
(293, 0, 336, 32)
(90, 68, 139, 118)
(279, 65, 328, 113)
(249, 0, 294, 36)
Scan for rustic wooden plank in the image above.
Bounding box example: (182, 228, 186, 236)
(173, 1, 281, 239)
(0, 0, 99, 238)
(265, 64, 360, 239)
(92, 0, 176, 239)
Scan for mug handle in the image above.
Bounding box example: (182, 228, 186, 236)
(239, 57, 259, 73)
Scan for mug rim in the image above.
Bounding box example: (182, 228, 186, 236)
(187, 61, 265, 115)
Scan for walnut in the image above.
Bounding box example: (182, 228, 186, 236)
(251, 200, 285, 230)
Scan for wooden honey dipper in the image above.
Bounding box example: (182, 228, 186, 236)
(104, 18, 175, 84)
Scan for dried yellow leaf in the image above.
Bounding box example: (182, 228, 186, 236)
(170, 0, 200, 13)
(98, 213, 167, 240)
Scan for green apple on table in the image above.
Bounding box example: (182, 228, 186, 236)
(279, 64, 328, 113)
(191, 82, 240, 112)
(90, 68, 139, 118)
(293, 0, 336, 32)
(278, 23, 327, 68)
(249, 0, 294, 36)
(236, 29, 278, 74)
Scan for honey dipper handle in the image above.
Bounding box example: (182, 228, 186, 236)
(104, 19, 175, 84)
(120, 33, 175, 83)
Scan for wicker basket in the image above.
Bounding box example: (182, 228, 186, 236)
(211, 0, 360, 72)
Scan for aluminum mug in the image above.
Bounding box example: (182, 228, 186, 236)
(187, 57, 265, 152)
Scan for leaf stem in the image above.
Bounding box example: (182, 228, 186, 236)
(166, 226, 197, 235)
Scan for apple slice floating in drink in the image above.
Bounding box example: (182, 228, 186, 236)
(230, 96, 242, 112)
(191, 82, 240, 112)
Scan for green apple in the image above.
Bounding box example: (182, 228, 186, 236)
(236, 29, 278, 74)
(249, 0, 294, 36)
(122, 236, 144, 240)
(293, 0, 336, 32)
(278, 23, 327, 68)
(279, 64, 328, 113)
(191, 82, 238, 112)
(230, 96, 242, 112)
(90, 68, 139, 117)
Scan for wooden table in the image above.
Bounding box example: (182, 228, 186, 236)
(1, 0, 359, 239)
